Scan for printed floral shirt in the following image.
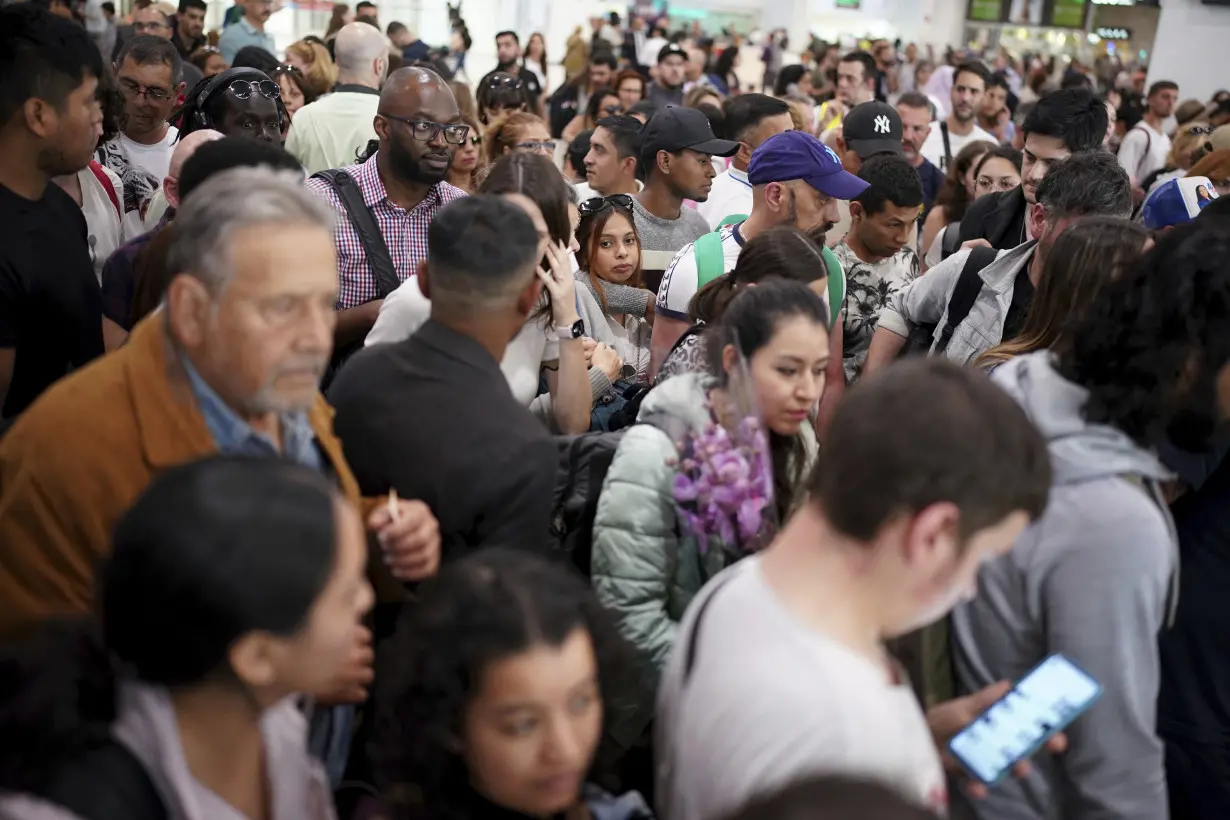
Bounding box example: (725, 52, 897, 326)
(833, 241, 920, 383)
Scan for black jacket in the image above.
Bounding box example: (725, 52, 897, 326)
(957, 187, 1029, 251)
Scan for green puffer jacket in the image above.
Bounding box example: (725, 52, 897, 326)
(591, 372, 816, 747)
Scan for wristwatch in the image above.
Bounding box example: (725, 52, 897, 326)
(555, 319, 585, 340)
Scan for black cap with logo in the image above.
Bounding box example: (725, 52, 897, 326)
(843, 101, 904, 159)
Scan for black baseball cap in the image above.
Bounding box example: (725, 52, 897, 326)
(843, 101, 904, 159)
(641, 105, 740, 158)
(658, 43, 687, 64)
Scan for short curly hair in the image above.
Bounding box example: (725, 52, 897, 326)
(370, 549, 638, 820)
(1057, 220, 1230, 450)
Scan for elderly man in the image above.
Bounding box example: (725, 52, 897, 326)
(286, 21, 390, 175)
(0, 165, 439, 632)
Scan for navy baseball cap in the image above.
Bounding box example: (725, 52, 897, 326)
(641, 105, 740, 158)
(748, 130, 870, 200)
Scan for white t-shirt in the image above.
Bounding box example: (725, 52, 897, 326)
(696, 166, 754, 230)
(366, 277, 557, 407)
(657, 558, 949, 820)
(654, 222, 746, 321)
(919, 120, 997, 174)
(118, 126, 178, 182)
(1118, 121, 1172, 186)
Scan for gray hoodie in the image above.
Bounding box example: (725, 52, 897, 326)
(951, 352, 1178, 820)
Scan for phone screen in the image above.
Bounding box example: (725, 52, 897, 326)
(948, 654, 1102, 786)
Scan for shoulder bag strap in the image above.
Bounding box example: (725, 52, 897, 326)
(940, 122, 952, 170)
(934, 246, 997, 355)
(1131, 124, 1152, 181)
(311, 169, 401, 299)
(693, 231, 727, 290)
(682, 573, 738, 685)
(940, 222, 963, 259)
(87, 160, 121, 219)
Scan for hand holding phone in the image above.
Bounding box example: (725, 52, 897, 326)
(947, 654, 1100, 788)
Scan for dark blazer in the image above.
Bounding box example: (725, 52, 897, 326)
(328, 320, 557, 564)
(958, 186, 1029, 251)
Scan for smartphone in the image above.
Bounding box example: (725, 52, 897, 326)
(948, 653, 1102, 786)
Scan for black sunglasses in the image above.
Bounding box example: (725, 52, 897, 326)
(579, 194, 634, 215)
(487, 74, 524, 90)
(1187, 125, 1215, 136)
(227, 79, 281, 100)
(271, 64, 304, 78)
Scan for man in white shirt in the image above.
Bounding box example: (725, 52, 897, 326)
(575, 114, 642, 201)
(1118, 80, 1178, 191)
(919, 62, 996, 174)
(111, 36, 183, 182)
(650, 130, 861, 375)
(657, 357, 1052, 820)
(697, 94, 794, 229)
(285, 22, 388, 174)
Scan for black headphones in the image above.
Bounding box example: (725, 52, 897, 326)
(191, 67, 288, 131)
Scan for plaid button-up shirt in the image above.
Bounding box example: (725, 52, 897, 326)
(305, 152, 468, 311)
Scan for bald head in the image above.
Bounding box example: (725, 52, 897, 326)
(334, 21, 390, 86)
(379, 66, 452, 109)
(375, 68, 463, 186)
(170, 129, 223, 178)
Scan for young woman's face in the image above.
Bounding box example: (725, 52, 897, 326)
(738, 316, 829, 436)
(510, 121, 553, 158)
(452, 127, 481, 172)
(204, 53, 229, 78)
(588, 210, 639, 284)
(916, 64, 933, 89)
(263, 497, 374, 700)
(973, 156, 1021, 198)
(277, 75, 305, 118)
(528, 35, 544, 59)
(964, 152, 988, 198)
(594, 93, 623, 122)
(617, 77, 644, 109)
(462, 628, 603, 816)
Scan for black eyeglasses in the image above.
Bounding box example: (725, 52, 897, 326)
(379, 112, 471, 145)
(1187, 125, 1215, 136)
(579, 194, 634, 215)
(119, 77, 174, 102)
(468, 134, 483, 146)
(486, 74, 524, 90)
(227, 79, 281, 100)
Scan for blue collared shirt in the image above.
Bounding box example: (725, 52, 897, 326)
(217, 16, 277, 63)
(181, 355, 322, 471)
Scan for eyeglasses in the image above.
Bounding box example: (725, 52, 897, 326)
(379, 113, 471, 145)
(226, 79, 281, 100)
(515, 139, 557, 154)
(468, 134, 483, 146)
(118, 77, 174, 102)
(1187, 125, 1215, 136)
(486, 74, 524, 90)
(579, 194, 634, 215)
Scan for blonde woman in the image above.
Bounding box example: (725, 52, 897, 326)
(285, 39, 337, 99)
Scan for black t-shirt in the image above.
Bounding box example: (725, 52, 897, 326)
(0, 182, 104, 418)
(1002, 266, 1036, 342)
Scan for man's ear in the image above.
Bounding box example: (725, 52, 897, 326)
(656, 149, 671, 176)
(1029, 202, 1047, 240)
(736, 140, 753, 168)
(620, 155, 637, 179)
(849, 200, 864, 221)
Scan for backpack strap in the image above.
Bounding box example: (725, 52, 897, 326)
(1129, 124, 1153, 181)
(716, 213, 747, 228)
(42, 741, 168, 820)
(693, 231, 728, 290)
(820, 245, 845, 328)
(87, 161, 121, 219)
(311, 169, 401, 299)
(933, 246, 998, 355)
(939, 122, 953, 172)
(940, 222, 963, 260)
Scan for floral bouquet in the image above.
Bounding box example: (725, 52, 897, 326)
(669, 340, 777, 557)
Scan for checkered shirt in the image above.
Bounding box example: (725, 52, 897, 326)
(305, 152, 468, 310)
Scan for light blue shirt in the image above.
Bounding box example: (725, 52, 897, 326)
(217, 15, 276, 63)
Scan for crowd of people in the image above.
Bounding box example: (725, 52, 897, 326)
(3, 1, 1230, 819)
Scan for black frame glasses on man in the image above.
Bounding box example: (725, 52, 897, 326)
(578, 194, 634, 215)
(119, 77, 174, 102)
(379, 113, 471, 145)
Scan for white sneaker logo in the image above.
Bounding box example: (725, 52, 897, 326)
(873, 115, 891, 134)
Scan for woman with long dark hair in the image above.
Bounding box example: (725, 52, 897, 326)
(976, 218, 1150, 370)
(476, 71, 531, 125)
(919, 139, 997, 270)
(0, 456, 372, 818)
(592, 279, 830, 748)
(713, 46, 741, 96)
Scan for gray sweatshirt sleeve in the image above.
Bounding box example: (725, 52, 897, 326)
(877, 249, 970, 339)
(1039, 481, 1174, 819)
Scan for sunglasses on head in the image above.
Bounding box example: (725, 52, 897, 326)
(272, 64, 303, 78)
(227, 79, 281, 100)
(487, 74, 524, 90)
(579, 194, 634, 215)
(1187, 125, 1215, 136)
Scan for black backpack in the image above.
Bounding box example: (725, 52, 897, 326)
(39, 741, 168, 820)
(310, 168, 401, 389)
(903, 246, 999, 357)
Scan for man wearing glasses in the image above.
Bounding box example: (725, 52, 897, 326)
(305, 67, 468, 355)
(129, 2, 203, 87)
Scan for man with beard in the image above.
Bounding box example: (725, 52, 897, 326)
(898, 91, 944, 214)
(918, 62, 995, 174)
(647, 43, 688, 108)
(172, 0, 207, 59)
(0, 5, 105, 423)
(217, 0, 276, 63)
(650, 130, 865, 380)
(481, 30, 542, 110)
(306, 67, 467, 352)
